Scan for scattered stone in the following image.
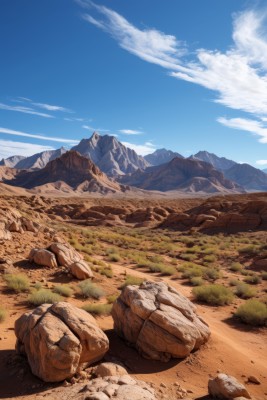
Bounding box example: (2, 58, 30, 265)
(208, 373, 251, 399)
(28, 248, 58, 268)
(93, 362, 128, 378)
(69, 260, 93, 280)
(15, 302, 109, 382)
(112, 281, 210, 361)
(247, 375, 260, 384)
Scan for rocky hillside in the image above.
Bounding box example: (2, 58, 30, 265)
(0, 155, 26, 168)
(144, 148, 183, 166)
(71, 132, 149, 176)
(120, 157, 243, 193)
(224, 163, 267, 191)
(190, 151, 237, 171)
(14, 147, 67, 169)
(4, 151, 125, 194)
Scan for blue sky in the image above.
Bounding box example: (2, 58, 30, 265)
(1, 0, 267, 167)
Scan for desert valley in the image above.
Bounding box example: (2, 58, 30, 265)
(0, 134, 266, 400)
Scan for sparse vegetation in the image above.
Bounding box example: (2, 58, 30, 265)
(193, 284, 234, 306)
(235, 283, 256, 299)
(107, 293, 118, 303)
(244, 274, 262, 285)
(82, 303, 112, 316)
(53, 285, 73, 297)
(120, 275, 144, 288)
(4, 274, 30, 293)
(0, 306, 7, 323)
(190, 276, 204, 286)
(29, 289, 62, 306)
(235, 300, 267, 326)
(78, 280, 105, 299)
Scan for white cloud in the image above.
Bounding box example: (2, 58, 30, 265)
(0, 139, 55, 159)
(0, 127, 79, 145)
(122, 141, 156, 156)
(119, 129, 143, 135)
(256, 159, 267, 166)
(32, 102, 73, 113)
(0, 103, 54, 118)
(218, 117, 267, 143)
(82, 125, 110, 132)
(81, 3, 267, 142)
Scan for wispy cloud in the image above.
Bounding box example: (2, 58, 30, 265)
(0, 127, 79, 145)
(32, 102, 73, 113)
(80, 2, 267, 142)
(119, 129, 143, 135)
(0, 103, 54, 118)
(218, 117, 267, 143)
(256, 160, 267, 166)
(122, 140, 156, 156)
(0, 139, 55, 159)
(64, 117, 87, 122)
(82, 124, 110, 132)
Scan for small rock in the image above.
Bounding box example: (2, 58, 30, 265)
(247, 375, 260, 384)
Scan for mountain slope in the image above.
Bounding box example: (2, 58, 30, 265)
(224, 163, 267, 191)
(120, 157, 243, 193)
(0, 155, 26, 168)
(191, 151, 237, 171)
(144, 148, 183, 166)
(71, 132, 149, 176)
(5, 151, 124, 194)
(14, 147, 67, 169)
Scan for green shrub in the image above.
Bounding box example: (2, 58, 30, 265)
(203, 254, 217, 263)
(82, 303, 112, 316)
(230, 262, 243, 272)
(78, 280, 105, 299)
(235, 283, 256, 299)
(33, 282, 42, 290)
(261, 271, 267, 280)
(0, 307, 7, 323)
(53, 285, 73, 297)
(235, 300, 267, 326)
(106, 294, 118, 304)
(244, 275, 262, 285)
(4, 274, 30, 293)
(148, 263, 176, 276)
(182, 266, 203, 279)
(192, 284, 234, 306)
(99, 266, 113, 278)
(29, 289, 62, 306)
(180, 253, 197, 261)
(120, 275, 144, 289)
(190, 277, 204, 286)
(229, 278, 239, 286)
(108, 253, 121, 262)
(203, 268, 221, 282)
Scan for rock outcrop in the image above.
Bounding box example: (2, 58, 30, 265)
(208, 373, 251, 399)
(29, 248, 58, 268)
(112, 281, 210, 361)
(15, 302, 109, 382)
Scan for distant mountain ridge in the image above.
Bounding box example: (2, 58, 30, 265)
(224, 163, 267, 191)
(71, 132, 149, 176)
(190, 151, 237, 171)
(120, 157, 243, 193)
(0, 155, 26, 168)
(144, 148, 183, 166)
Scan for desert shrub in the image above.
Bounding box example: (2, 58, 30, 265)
(82, 303, 112, 316)
(229, 262, 243, 272)
(120, 275, 144, 288)
(203, 268, 221, 282)
(203, 254, 217, 263)
(229, 278, 240, 286)
(235, 283, 256, 299)
(29, 289, 62, 306)
(261, 271, 267, 280)
(192, 284, 234, 306)
(190, 277, 204, 286)
(148, 263, 176, 276)
(4, 274, 30, 293)
(244, 274, 262, 285)
(0, 307, 7, 323)
(180, 253, 197, 261)
(106, 293, 118, 304)
(182, 265, 203, 279)
(53, 285, 73, 297)
(33, 282, 42, 290)
(238, 245, 259, 255)
(78, 280, 105, 299)
(108, 253, 121, 262)
(99, 266, 113, 278)
(235, 300, 267, 326)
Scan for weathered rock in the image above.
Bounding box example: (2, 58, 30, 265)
(93, 362, 128, 378)
(28, 248, 58, 268)
(49, 242, 83, 267)
(112, 281, 210, 362)
(9, 220, 23, 232)
(208, 373, 251, 399)
(0, 228, 12, 240)
(247, 375, 260, 384)
(15, 302, 109, 382)
(69, 260, 93, 280)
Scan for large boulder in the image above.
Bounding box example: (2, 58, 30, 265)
(49, 242, 83, 266)
(112, 281, 210, 362)
(70, 260, 93, 280)
(28, 248, 58, 268)
(208, 373, 251, 399)
(15, 302, 109, 382)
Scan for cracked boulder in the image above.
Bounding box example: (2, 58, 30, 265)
(112, 281, 210, 361)
(15, 302, 109, 382)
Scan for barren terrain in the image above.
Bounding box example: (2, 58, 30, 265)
(0, 193, 266, 400)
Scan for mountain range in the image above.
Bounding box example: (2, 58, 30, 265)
(2, 131, 267, 194)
